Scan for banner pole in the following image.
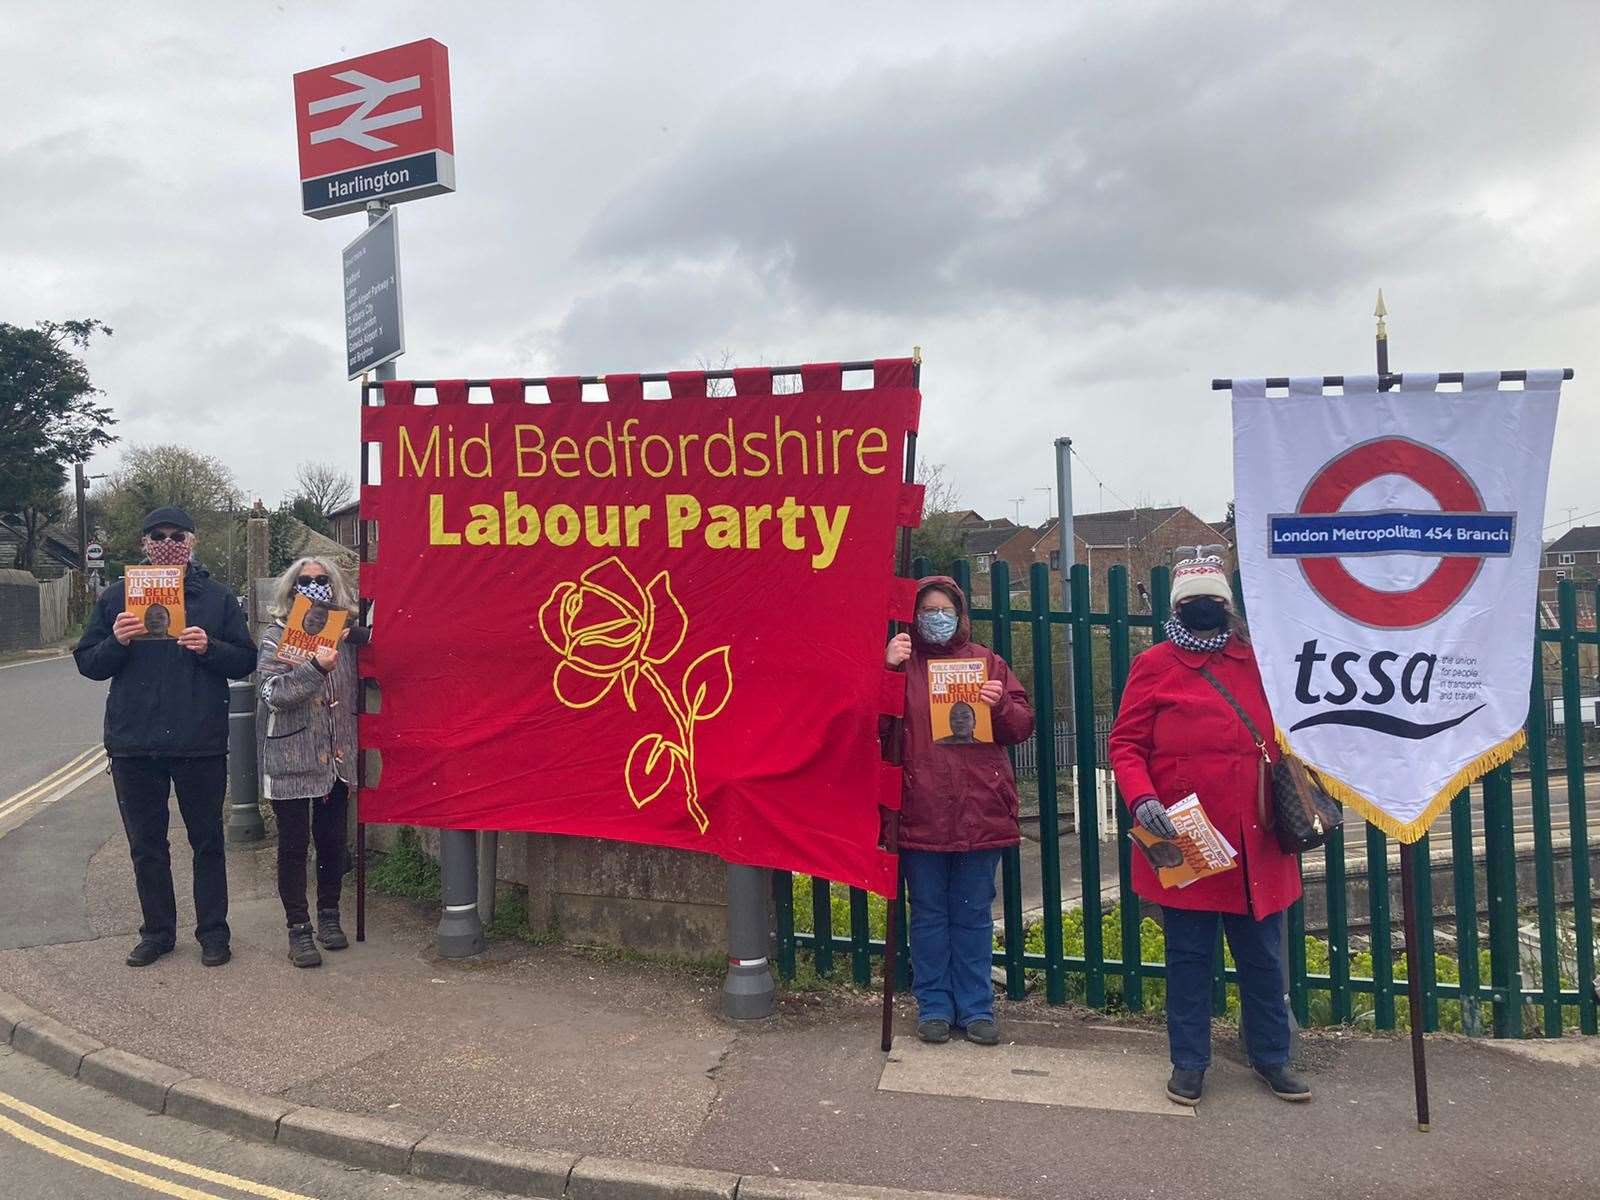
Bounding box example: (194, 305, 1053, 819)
(881, 346, 922, 1054)
(1377, 292, 1429, 1130)
(1399, 841, 1432, 1130)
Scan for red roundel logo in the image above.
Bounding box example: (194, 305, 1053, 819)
(1289, 438, 1492, 630)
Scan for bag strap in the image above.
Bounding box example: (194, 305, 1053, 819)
(1197, 667, 1267, 753)
(1198, 667, 1272, 828)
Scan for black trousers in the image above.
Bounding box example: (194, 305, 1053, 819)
(110, 755, 230, 949)
(271, 782, 348, 927)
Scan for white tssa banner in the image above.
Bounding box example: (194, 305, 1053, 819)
(1232, 371, 1562, 842)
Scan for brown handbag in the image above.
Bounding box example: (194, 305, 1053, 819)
(1199, 667, 1344, 854)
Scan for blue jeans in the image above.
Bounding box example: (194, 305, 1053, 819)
(1162, 907, 1290, 1072)
(902, 849, 1002, 1026)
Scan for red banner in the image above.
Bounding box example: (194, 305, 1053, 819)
(357, 363, 921, 895)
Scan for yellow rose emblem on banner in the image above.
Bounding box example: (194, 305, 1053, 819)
(540, 556, 731, 832)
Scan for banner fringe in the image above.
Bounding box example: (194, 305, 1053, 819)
(1275, 729, 1527, 844)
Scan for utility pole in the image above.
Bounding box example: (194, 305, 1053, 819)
(73, 462, 90, 623)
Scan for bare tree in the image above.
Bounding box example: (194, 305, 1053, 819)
(917, 461, 961, 518)
(697, 350, 737, 398)
(910, 461, 966, 569)
(294, 461, 354, 518)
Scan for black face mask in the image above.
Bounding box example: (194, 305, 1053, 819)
(1178, 597, 1228, 632)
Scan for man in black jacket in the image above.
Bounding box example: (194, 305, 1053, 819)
(75, 507, 257, 967)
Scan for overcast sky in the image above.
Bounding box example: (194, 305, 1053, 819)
(7, 1, 1598, 536)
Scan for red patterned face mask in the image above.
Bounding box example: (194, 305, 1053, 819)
(143, 535, 193, 567)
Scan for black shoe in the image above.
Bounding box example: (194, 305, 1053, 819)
(964, 1018, 1000, 1046)
(916, 1019, 952, 1044)
(1166, 1067, 1205, 1106)
(1254, 1063, 1311, 1101)
(200, 944, 231, 968)
(287, 924, 322, 968)
(315, 909, 349, 951)
(125, 940, 173, 968)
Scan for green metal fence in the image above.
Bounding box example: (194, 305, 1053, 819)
(772, 562, 1600, 1038)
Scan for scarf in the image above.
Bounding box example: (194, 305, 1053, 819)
(1164, 614, 1230, 655)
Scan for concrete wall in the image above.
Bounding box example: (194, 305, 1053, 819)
(361, 824, 730, 959)
(0, 569, 43, 652)
(523, 835, 728, 959)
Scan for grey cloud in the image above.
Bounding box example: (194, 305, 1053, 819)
(579, 6, 1599, 315)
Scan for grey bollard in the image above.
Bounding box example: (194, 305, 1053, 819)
(225, 680, 265, 842)
(437, 828, 485, 958)
(722, 864, 776, 1019)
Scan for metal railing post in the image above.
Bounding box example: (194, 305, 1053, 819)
(1558, 581, 1597, 1033)
(225, 680, 265, 843)
(1069, 563, 1105, 1009)
(1029, 562, 1065, 1004)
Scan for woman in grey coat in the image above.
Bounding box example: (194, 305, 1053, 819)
(257, 557, 362, 967)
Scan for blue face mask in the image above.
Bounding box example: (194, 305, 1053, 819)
(917, 609, 959, 645)
(296, 581, 334, 605)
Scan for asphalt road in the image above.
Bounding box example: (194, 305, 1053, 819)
(0, 653, 105, 816)
(0, 654, 120, 951)
(0, 1046, 511, 1200)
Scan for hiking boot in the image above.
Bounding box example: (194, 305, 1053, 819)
(125, 939, 173, 968)
(916, 1019, 952, 1044)
(315, 909, 349, 951)
(200, 943, 231, 968)
(964, 1018, 1000, 1046)
(1254, 1063, 1311, 1101)
(1166, 1067, 1205, 1106)
(287, 924, 322, 968)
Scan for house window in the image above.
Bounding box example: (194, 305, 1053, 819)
(1555, 570, 1568, 580)
(977, 555, 991, 574)
(1049, 550, 1061, 570)
(1560, 552, 1576, 565)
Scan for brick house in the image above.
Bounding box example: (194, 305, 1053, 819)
(1030, 506, 1231, 607)
(962, 523, 1036, 598)
(1541, 526, 1600, 597)
(327, 499, 362, 551)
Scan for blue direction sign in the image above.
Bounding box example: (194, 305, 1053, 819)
(343, 210, 404, 379)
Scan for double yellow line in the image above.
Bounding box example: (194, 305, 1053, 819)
(0, 746, 107, 826)
(0, 1089, 314, 1199)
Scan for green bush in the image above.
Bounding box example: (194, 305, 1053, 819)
(368, 826, 441, 901)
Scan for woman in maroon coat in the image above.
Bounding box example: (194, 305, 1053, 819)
(886, 576, 1033, 1046)
(1109, 556, 1310, 1107)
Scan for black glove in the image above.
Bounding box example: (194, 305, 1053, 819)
(1134, 797, 1178, 840)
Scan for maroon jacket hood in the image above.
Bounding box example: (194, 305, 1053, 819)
(911, 575, 972, 654)
(894, 577, 1035, 854)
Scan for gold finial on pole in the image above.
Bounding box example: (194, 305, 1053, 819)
(1374, 289, 1388, 341)
(912, 345, 923, 365)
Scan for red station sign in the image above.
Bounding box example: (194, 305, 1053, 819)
(293, 38, 455, 219)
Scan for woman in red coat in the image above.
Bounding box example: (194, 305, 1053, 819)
(886, 576, 1033, 1046)
(1109, 556, 1310, 1107)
